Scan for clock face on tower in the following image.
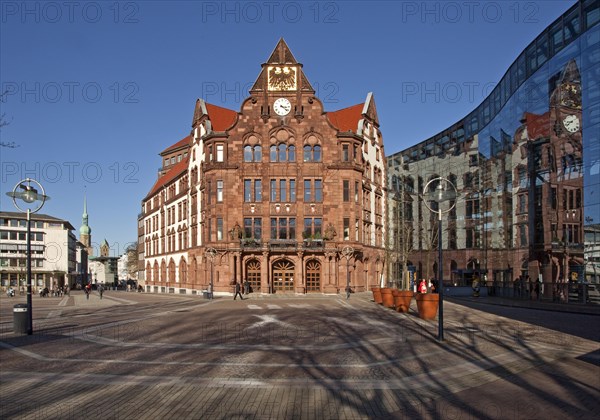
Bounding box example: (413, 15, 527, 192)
(273, 98, 291, 116)
(563, 115, 580, 133)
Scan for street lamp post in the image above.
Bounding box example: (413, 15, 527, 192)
(342, 245, 354, 298)
(422, 177, 457, 342)
(206, 247, 217, 299)
(6, 178, 50, 335)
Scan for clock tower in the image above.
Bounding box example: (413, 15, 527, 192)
(250, 38, 315, 122)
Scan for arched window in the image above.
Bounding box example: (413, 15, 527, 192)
(244, 145, 253, 162)
(278, 144, 287, 161)
(303, 145, 311, 162)
(303, 145, 322, 162)
(253, 145, 262, 162)
(271, 144, 296, 162)
(245, 145, 262, 162)
(313, 145, 321, 161)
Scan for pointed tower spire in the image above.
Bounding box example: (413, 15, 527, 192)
(80, 192, 92, 254)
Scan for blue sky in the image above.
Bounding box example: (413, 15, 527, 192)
(0, 0, 576, 255)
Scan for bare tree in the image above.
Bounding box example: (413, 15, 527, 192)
(125, 243, 138, 279)
(1, 90, 19, 148)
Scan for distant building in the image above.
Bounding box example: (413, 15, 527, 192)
(89, 239, 119, 287)
(0, 211, 86, 290)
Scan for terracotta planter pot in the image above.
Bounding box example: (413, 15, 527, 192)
(392, 290, 414, 313)
(416, 293, 439, 320)
(371, 287, 383, 304)
(380, 288, 395, 308)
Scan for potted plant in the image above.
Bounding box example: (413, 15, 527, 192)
(371, 287, 383, 304)
(392, 289, 414, 313)
(415, 292, 439, 320)
(380, 287, 394, 308)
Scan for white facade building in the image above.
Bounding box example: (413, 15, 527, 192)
(0, 211, 85, 290)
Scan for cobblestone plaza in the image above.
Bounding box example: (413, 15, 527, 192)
(1, 291, 598, 419)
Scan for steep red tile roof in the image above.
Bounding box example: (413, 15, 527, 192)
(205, 103, 237, 131)
(161, 135, 191, 155)
(144, 157, 189, 201)
(522, 111, 551, 140)
(327, 103, 364, 132)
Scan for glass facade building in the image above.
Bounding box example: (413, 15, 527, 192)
(387, 0, 600, 291)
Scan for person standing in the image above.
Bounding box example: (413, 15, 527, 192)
(98, 284, 104, 299)
(243, 279, 250, 295)
(418, 279, 427, 294)
(233, 282, 243, 300)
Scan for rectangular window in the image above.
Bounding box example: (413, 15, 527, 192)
(355, 219, 359, 241)
(244, 180, 252, 202)
(255, 180, 262, 202)
(304, 180, 311, 202)
(207, 181, 212, 204)
(270, 217, 295, 240)
(280, 179, 287, 202)
(279, 218, 287, 239)
(217, 218, 223, 241)
(254, 218, 262, 239)
(343, 218, 350, 240)
(343, 180, 350, 202)
(315, 179, 322, 202)
(303, 218, 322, 238)
(216, 144, 224, 162)
(520, 224, 527, 246)
(290, 179, 296, 202)
(342, 144, 350, 162)
(270, 179, 277, 201)
(354, 181, 359, 203)
(217, 180, 224, 202)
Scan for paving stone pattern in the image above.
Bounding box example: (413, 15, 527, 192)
(0, 291, 598, 419)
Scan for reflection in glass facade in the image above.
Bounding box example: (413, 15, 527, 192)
(387, 0, 600, 289)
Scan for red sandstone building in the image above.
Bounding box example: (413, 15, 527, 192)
(139, 39, 387, 294)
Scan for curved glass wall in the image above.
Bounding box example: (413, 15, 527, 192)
(388, 0, 600, 287)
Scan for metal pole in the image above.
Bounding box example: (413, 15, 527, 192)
(346, 257, 350, 294)
(26, 209, 33, 335)
(438, 210, 444, 341)
(210, 258, 214, 299)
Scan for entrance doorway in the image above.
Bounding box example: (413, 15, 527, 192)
(245, 259, 261, 293)
(305, 260, 321, 292)
(272, 259, 295, 292)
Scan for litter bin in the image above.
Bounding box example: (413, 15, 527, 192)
(203, 291, 213, 299)
(13, 304, 28, 334)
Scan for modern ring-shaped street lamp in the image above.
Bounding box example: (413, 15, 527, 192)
(342, 245, 354, 298)
(422, 177, 457, 342)
(6, 178, 50, 335)
(206, 247, 217, 299)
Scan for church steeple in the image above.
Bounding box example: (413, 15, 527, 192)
(79, 194, 92, 254)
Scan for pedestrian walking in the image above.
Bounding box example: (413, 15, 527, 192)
(345, 285, 352, 300)
(233, 282, 244, 300)
(98, 284, 104, 299)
